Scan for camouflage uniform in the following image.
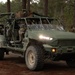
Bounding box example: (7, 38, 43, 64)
(18, 24, 26, 42)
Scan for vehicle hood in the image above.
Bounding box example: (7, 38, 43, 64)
(28, 30, 75, 40)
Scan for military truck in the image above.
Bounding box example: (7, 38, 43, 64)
(0, 13, 75, 70)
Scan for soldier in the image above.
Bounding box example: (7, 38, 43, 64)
(15, 11, 24, 18)
(18, 21, 26, 42)
(15, 9, 28, 18)
(42, 19, 48, 24)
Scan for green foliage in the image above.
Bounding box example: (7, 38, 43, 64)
(11, 0, 22, 12)
(39, 0, 75, 30)
(0, 2, 7, 13)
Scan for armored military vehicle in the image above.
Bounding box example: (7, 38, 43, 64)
(0, 13, 75, 70)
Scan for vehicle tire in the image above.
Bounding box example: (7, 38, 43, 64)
(0, 49, 4, 60)
(25, 45, 44, 71)
(66, 59, 75, 67)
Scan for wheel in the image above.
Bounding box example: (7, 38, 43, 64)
(0, 49, 4, 60)
(66, 59, 75, 67)
(25, 45, 44, 71)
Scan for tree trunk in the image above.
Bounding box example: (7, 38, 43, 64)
(27, 0, 30, 14)
(7, 0, 11, 12)
(73, 0, 75, 27)
(44, 0, 48, 16)
(22, 0, 27, 10)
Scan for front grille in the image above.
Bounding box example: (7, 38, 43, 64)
(58, 40, 75, 46)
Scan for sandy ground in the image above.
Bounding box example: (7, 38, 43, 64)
(0, 52, 75, 75)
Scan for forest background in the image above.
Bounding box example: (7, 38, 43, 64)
(0, 0, 75, 30)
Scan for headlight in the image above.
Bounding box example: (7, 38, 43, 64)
(39, 35, 53, 40)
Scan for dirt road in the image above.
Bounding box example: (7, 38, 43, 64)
(0, 53, 75, 75)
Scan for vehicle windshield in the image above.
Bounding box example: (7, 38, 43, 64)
(48, 19, 65, 31)
(26, 18, 65, 31)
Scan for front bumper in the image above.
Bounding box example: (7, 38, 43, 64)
(43, 44, 75, 60)
(43, 44, 75, 53)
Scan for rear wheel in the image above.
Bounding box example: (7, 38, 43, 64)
(0, 49, 4, 60)
(25, 45, 44, 71)
(66, 59, 75, 67)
